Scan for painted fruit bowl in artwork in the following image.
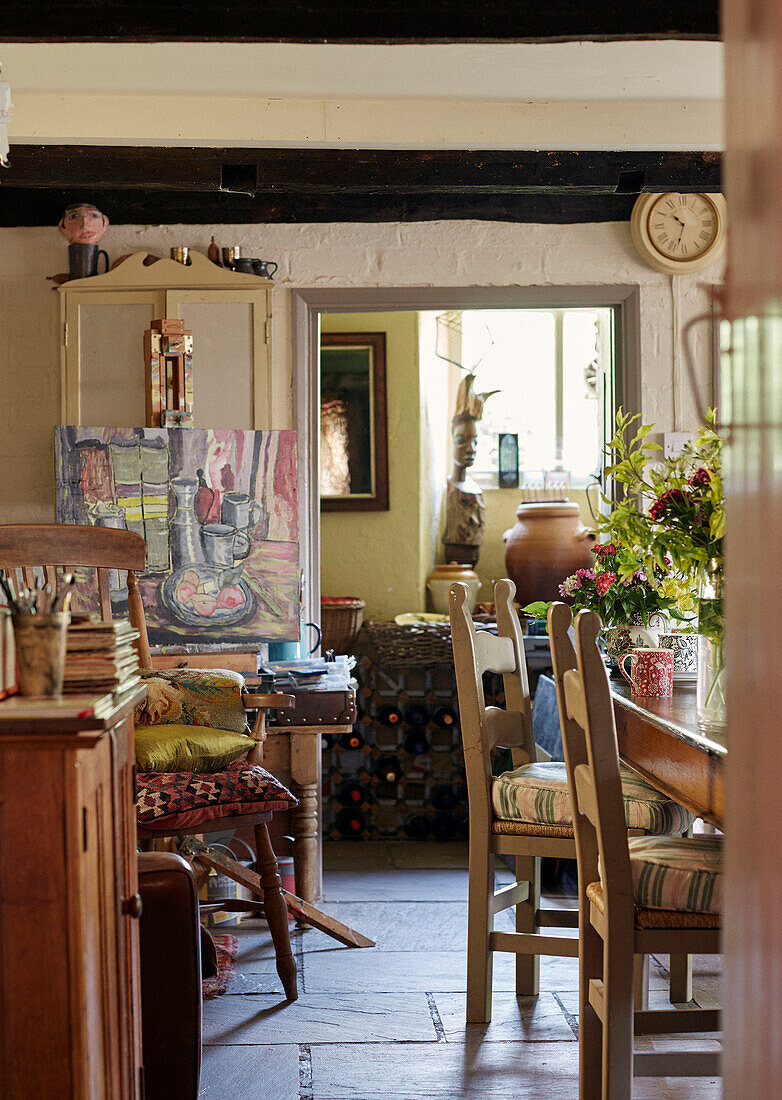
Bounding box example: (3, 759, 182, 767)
(162, 565, 255, 628)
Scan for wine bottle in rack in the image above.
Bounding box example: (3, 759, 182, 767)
(335, 809, 366, 837)
(430, 783, 458, 811)
(403, 729, 430, 756)
(404, 703, 430, 727)
(433, 705, 458, 728)
(375, 754, 402, 784)
(339, 727, 365, 751)
(403, 814, 432, 840)
(431, 810, 460, 841)
(336, 780, 369, 807)
(377, 703, 403, 726)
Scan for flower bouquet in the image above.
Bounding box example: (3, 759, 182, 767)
(601, 409, 725, 729)
(523, 540, 689, 668)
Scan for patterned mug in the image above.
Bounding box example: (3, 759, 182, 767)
(658, 632, 698, 678)
(620, 647, 674, 698)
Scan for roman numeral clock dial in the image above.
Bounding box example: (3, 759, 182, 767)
(630, 192, 727, 275)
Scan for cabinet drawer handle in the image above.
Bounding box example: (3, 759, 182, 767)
(121, 894, 143, 919)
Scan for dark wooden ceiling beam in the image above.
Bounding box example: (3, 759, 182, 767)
(0, 188, 647, 226)
(0, 147, 722, 226)
(3, 147, 722, 195)
(3, 0, 720, 42)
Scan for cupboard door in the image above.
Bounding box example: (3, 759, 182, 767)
(75, 737, 124, 1099)
(166, 289, 272, 428)
(62, 290, 166, 425)
(111, 717, 143, 1100)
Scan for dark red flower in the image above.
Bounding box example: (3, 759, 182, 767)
(689, 467, 712, 488)
(594, 542, 617, 558)
(649, 488, 687, 522)
(596, 572, 616, 595)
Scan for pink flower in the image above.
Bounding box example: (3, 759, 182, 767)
(596, 572, 616, 595)
(575, 568, 596, 582)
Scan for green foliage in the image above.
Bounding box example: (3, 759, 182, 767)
(520, 600, 552, 622)
(600, 408, 724, 588)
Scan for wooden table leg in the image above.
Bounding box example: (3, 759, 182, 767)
(290, 731, 319, 907)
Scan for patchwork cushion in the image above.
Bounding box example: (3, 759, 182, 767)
(135, 723, 252, 773)
(135, 668, 248, 734)
(627, 834, 722, 913)
(492, 761, 692, 836)
(137, 760, 297, 830)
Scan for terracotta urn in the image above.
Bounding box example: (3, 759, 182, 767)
(502, 500, 595, 607)
(427, 562, 481, 614)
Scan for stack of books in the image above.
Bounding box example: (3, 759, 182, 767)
(64, 618, 141, 698)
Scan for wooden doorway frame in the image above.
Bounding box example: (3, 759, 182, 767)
(291, 284, 641, 627)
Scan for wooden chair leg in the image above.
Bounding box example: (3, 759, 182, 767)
(602, 932, 635, 1100)
(580, 911, 603, 1100)
(466, 834, 494, 1024)
(254, 823, 298, 1001)
(632, 953, 649, 1011)
(515, 854, 540, 997)
(669, 953, 693, 1003)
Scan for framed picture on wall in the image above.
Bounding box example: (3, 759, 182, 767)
(320, 332, 389, 512)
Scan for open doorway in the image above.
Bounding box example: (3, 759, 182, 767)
(292, 284, 639, 632)
(291, 288, 636, 845)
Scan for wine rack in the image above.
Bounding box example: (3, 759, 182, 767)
(322, 635, 509, 841)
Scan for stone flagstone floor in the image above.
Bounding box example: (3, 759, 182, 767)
(200, 842, 721, 1100)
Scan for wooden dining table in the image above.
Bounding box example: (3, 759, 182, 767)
(611, 679, 725, 829)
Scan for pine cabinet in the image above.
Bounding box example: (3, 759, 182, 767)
(58, 251, 274, 429)
(0, 689, 145, 1098)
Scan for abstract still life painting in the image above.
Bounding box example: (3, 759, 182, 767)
(55, 427, 299, 645)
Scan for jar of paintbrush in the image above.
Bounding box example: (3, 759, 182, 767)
(0, 571, 74, 696)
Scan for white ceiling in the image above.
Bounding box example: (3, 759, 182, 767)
(1, 41, 724, 102)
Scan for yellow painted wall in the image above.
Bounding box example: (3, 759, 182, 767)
(320, 312, 425, 620)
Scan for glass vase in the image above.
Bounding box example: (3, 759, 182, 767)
(697, 560, 725, 733)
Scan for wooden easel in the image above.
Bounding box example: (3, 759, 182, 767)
(182, 837, 374, 949)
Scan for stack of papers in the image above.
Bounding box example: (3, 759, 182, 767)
(260, 654, 356, 692)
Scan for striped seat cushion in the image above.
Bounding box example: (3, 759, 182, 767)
(627, 834, 722, 913)
(492, 761, 692, 836)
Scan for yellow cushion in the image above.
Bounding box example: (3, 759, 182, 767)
(135, 723, 252, 773)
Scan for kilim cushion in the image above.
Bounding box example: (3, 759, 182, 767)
(137, 760, 297, 830)
(492, 761, 692, 836)
(627, 834, 722, 913)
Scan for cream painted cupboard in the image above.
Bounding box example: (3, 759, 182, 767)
(58, 250, 273, 429)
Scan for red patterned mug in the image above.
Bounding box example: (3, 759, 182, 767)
(620, 647, 674, 698)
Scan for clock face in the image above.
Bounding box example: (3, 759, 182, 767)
(646, 193, 720, 262)
(630, 192, 726, 274)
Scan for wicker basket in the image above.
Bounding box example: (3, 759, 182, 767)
(364, 621, 454, 667)
(320, 597, 366, 655)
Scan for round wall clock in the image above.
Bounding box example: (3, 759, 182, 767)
(630, 192, 727, 275)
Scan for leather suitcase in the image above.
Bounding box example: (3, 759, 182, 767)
(138, 852, 202, 1100)
(270, 686, 357, 726)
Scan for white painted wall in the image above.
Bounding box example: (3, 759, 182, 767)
(0, 219, 722, 526)
(3, 41, 724, 150)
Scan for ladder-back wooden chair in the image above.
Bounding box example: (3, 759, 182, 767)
(548, 602, 721, 1098)
(0, 523, 299, 1001)
(449, 579, 694, 1025)
(449, 578, 579, 1022)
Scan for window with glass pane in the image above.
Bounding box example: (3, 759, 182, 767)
(458, 308, 611, 486)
